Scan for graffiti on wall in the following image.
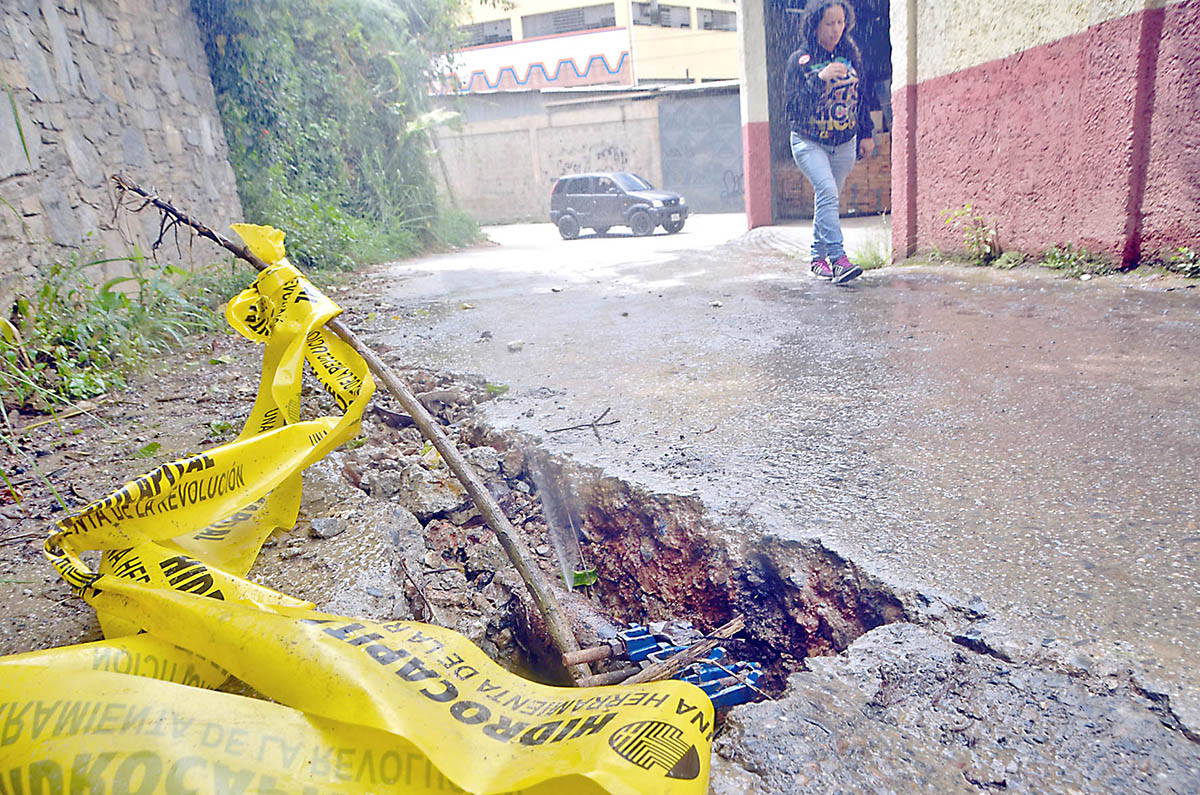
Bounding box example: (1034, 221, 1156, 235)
(552, 145, 631, 177)
(720, 168, 744, 205)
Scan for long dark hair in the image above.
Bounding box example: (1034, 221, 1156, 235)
(802, 0, 860, 58)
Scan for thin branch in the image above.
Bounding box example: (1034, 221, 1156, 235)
(546, 407, 620, 436)
(708, 658, 774, 702)
(396, 558, 438, 625)
(111, 174, 591, 682)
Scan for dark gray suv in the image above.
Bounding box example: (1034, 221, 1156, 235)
(550, 172, 688, 239)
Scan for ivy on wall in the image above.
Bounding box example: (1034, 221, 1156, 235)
(191, 0, 471, 270)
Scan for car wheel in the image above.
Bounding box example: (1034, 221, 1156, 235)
(629, 210, 653, 237)
(592, 226, 610, 237)
(557, 215, 580, 240)
(663, 218, 685, 234)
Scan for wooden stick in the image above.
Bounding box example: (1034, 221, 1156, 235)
(563, 644, 616, 667)
(577, 667, 639, 687)
(621, 616, 745, 685)
(111, 175, 591, 682)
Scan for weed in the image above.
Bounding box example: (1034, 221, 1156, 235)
(1040, 244, 1115, 277)
(430, 208, 484, 250)
(941, 204, 1001, 266)
(208, 420, 234, 439)
(134, 442, 161, 458)
(993, 251, 1026, 270)
(1163, 246, 1200, 278)
(0, 248, 229, 411)
(849, 214, 891, 270)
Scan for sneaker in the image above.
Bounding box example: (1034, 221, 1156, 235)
(830, 255, 863, 284)
(810, 258, 833, 279)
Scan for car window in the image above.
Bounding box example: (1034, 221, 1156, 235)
(595, 177, 621, 194)
(565, 177, 592, 195)
(613, 173, 654, 191)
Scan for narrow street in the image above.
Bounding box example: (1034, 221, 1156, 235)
(365, 215, 1199, 728)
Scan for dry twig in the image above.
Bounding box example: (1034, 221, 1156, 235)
(546, 407, 620, 440)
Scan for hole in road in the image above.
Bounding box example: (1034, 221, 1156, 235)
(425, 422, 907, 693)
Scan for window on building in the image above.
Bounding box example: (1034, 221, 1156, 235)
(697, 8, 736, 30)
(521, 4, 616, 38)
(632, 2, 691, 28)
(460, 18, 513, 46)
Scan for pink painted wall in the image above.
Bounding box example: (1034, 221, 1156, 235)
(743, 121, 773, 229)
(893, 1, 1200, 265)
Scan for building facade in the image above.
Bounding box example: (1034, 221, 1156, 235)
(448, 0, 741, 91)
(888, 0, 1199, 264)
(740, 0, 1199, 264)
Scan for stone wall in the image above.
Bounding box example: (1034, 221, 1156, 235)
(0, 0, 241, 306)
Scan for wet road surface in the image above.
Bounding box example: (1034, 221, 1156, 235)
(368, 215, 1199, 716)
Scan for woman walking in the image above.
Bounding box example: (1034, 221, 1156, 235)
(785, 0, 876, 284)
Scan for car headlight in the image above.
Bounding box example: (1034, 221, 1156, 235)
(652, 199, 663, 208)
(679, 196, 686, 205)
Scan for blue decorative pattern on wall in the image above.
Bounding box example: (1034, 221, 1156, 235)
(460, 52, 630, 92)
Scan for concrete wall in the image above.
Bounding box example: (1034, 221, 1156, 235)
(434, 91, 663, 222)
(0, 0, 241, 305)
(892, 0, 1200, 263)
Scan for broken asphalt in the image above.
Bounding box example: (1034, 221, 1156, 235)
(348, 215, 1199, 790)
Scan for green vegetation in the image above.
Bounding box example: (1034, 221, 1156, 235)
(849, 214, 891, 270)
(2, 0, 484, 414)
(1039, 243, 1115, 277)
(993, 251, 1025, 270)
(191, 0, 480, 272)
(941, 204, 1001, 266)
(1163, 246, 1200, 278)
(0, 250, 252, 411)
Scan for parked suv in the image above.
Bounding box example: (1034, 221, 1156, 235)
(550, 172, 688, 239)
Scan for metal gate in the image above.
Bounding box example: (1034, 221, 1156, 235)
(658, 90, 744, 213)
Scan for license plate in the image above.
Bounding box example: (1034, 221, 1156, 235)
(670, 213, 680, 221)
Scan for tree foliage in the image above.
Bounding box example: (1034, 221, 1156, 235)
(191, 0, 472, 270)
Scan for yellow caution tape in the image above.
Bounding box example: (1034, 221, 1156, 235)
(0, 667, 604, 794)
(80, 576, 714, 793)
(5, 225, 714, 794)
(0, 634, 227, 690)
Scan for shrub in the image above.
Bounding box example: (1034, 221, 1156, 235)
(191, 0, 474, 270)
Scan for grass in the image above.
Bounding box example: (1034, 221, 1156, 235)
(0, 247, 251, 413)
(849, 214, 892, 270)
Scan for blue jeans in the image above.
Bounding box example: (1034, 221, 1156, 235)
(790, 132, 856, 261)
